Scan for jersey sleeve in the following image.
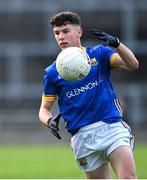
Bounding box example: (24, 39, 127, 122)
(110, 52, 119, 68)
(42, 69, 57, 102)
(102, 45, 118, 68)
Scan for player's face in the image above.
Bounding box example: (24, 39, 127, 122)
(53, 24, 83, 50)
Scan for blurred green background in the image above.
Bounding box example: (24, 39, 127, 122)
(1, 144, 147, 179)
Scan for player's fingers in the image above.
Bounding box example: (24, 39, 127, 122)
(48, 121, 58, 129)
(92, 32, 104, 37)
(56, 133, 61, 140)
(51, 121, 57, 127)
(51, 129, 61, 140)
(90, 29, 102, 33)
(90, 29, 105, 37)
(51, 126, 59, 131)
(97, 36, 107, 41)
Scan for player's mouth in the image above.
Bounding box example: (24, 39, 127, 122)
(60, 42, 69, 48)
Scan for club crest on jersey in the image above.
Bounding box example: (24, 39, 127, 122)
(90, 58, 98, 66)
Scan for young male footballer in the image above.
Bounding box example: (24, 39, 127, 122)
(39, 11, 139, 179)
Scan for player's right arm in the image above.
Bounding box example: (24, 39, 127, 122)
(39, 99, 54, 127)
(39, 97, 61, 140)
(40, 66, 57, 126)
(40, 66, 62, 139)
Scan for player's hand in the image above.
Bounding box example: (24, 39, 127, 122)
(90, 29, 120, 48)
(47, 113, 61, 140)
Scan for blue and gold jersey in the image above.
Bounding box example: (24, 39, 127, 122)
(42, 45, 122, 135)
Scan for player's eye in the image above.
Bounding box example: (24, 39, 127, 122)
(54, 31, 60, 35)
(63, 29, 70, 34)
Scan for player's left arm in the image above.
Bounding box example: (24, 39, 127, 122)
(90, 29, 139, 71)
(112, 43, 139, 71)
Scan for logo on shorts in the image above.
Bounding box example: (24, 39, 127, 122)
(78, 157, 88, 167)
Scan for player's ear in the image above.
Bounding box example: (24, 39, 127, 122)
(77, 27, 83, 38)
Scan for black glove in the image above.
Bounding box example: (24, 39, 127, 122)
(90, 29, 120, 48)
(47, 113, 61, 140)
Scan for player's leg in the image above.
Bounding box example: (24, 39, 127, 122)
(76, 150, 112, 179)
(108, 145, 137, 179)
(85, 162, 112, 179)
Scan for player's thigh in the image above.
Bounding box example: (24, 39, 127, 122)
(108, 145, 137, 178)
(85, 162, 112, 179)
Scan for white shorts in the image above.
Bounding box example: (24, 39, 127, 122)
(71, 121, 134, 172)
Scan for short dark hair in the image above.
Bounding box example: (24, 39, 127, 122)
(50, 11, 81, 27)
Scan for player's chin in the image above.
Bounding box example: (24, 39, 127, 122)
(60, 44, 69, 50)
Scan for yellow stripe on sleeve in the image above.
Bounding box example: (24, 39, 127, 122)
(82, 46, 86, 52)
(110, 53, 119, 68)
(42, 94, 57, 102)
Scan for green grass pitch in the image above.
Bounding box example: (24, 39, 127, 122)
(0, 144, 147, 179)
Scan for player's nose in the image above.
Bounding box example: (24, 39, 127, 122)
(58, 32, 65, 41)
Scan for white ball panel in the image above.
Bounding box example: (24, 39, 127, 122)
(56, 47, 91, 81)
